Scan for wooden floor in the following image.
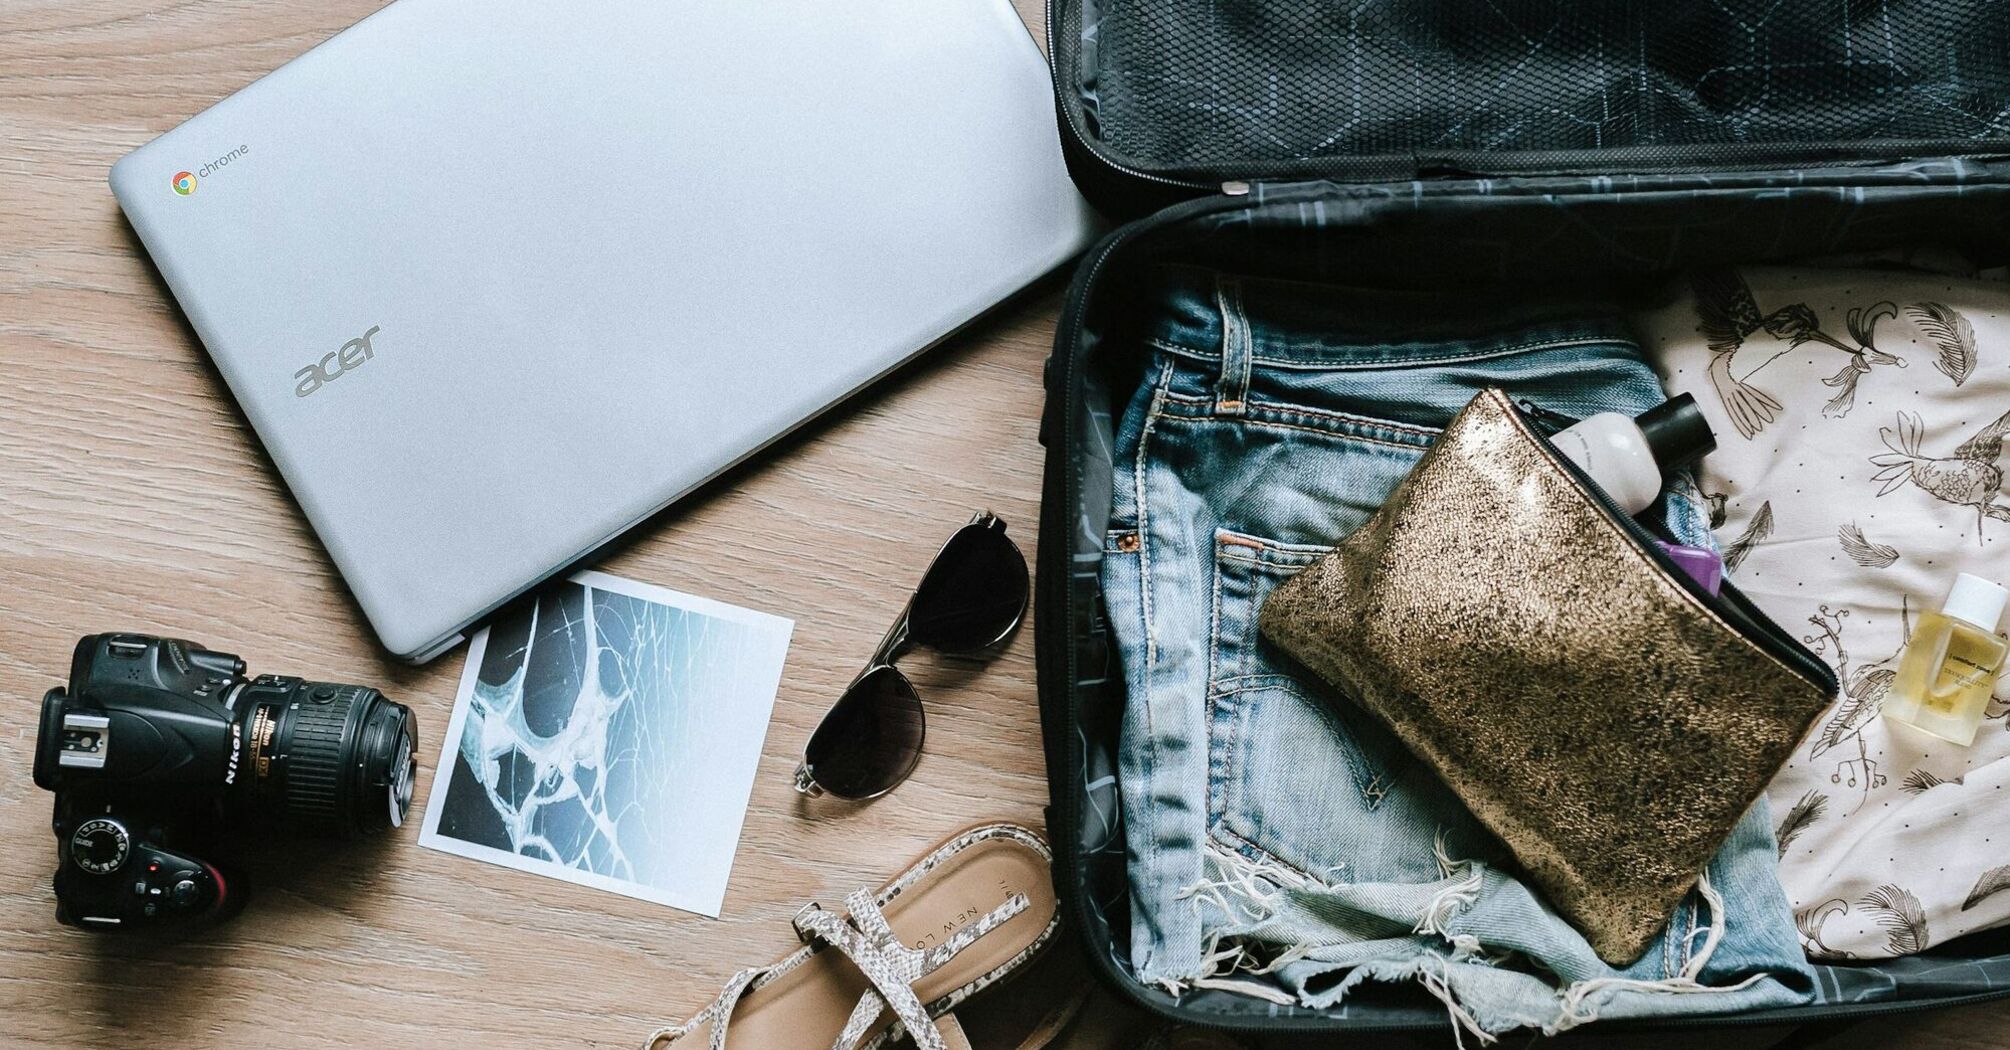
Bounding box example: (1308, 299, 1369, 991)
(0, 2, 2005, 1047)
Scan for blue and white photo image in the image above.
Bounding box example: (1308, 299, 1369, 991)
(419, 571, 792, 916)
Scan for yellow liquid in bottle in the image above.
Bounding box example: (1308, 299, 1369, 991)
(1884, 610, 2009, 746)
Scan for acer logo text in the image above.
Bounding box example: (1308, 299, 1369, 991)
(295, 326, 382, 398)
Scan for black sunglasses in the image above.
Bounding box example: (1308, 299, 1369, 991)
(793, 512, 1029, 800)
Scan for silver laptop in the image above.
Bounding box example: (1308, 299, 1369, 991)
(111, 0, 1097, 661)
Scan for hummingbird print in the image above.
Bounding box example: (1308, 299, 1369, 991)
(1690, 271, 1907, 437)
(1870, 408, 2010, 543)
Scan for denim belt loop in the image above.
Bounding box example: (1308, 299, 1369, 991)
(1213, 276, 1253, 417)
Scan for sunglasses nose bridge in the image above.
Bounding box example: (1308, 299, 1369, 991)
(870, 605, 916, 667)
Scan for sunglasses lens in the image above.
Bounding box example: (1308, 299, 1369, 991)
(803, 665, 924, 799)
(909, 520, 1029, 653)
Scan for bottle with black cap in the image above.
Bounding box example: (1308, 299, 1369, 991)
(1548, 393, 1718, 516)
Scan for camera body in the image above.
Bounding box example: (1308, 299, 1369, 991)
(34, 634, 417, 931)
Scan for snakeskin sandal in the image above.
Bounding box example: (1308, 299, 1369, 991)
(645, 823, 1062, 1050)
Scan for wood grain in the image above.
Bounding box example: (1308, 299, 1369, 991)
(0, 2, 2003, 1048)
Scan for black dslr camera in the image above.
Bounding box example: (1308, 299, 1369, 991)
(33, 634, 418, 931)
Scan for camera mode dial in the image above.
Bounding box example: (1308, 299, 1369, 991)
(70, 818, 130, 875)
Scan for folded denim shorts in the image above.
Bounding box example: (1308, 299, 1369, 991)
(1101, 267, 1814, 1035)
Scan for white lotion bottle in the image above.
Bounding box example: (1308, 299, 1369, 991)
(1548, 394, 1717, 515)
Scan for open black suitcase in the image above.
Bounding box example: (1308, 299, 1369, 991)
(1033, 1, 2010, 1042)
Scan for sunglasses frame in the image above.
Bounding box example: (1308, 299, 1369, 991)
(793, 511, 1027, 800)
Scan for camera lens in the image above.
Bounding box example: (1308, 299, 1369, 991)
(233, 678, 418, 837)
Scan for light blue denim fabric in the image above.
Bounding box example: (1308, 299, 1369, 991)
(1102, 268, 1815, 1035)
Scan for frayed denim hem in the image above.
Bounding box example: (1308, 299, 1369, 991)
(1150, 836, 1775, 1044)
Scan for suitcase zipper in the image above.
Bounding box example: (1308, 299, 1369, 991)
(1041, 0, 1219, 198)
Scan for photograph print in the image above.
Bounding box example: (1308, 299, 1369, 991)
(419, 570, 792, 917)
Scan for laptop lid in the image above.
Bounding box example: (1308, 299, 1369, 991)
(111, 0, 1096, 660)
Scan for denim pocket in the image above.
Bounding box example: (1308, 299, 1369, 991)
(1207, 529, 1405, 879)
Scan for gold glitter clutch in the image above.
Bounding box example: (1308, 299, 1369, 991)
(1258, 388, 1834, 965)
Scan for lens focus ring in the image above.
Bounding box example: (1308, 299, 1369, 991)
(281, 689, 355, 834)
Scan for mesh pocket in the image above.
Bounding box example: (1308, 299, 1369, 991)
(1068, 0, 2010, 176)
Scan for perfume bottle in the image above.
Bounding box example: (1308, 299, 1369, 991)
(1884, 573, 2010, 746)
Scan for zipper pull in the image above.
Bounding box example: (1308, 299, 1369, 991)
(1516, 399, 1580, 435)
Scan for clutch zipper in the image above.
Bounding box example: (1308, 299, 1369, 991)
(1510, 397, 1838, 695)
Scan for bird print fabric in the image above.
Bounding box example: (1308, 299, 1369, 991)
(1872, 409, 2010, 541)
(1690, 270, 1911, 438)
(1640, 264, 2010, 960)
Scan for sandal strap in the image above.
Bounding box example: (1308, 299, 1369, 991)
(705, 968, 764, 1050)
(794, 888, 1031, 1050)
(936, 1014, 975, 1050)
(642, 966, 764, 1050)
(829, 991, 888, 1050)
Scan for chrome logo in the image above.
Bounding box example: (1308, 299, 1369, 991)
(171, 171, 197, 196)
